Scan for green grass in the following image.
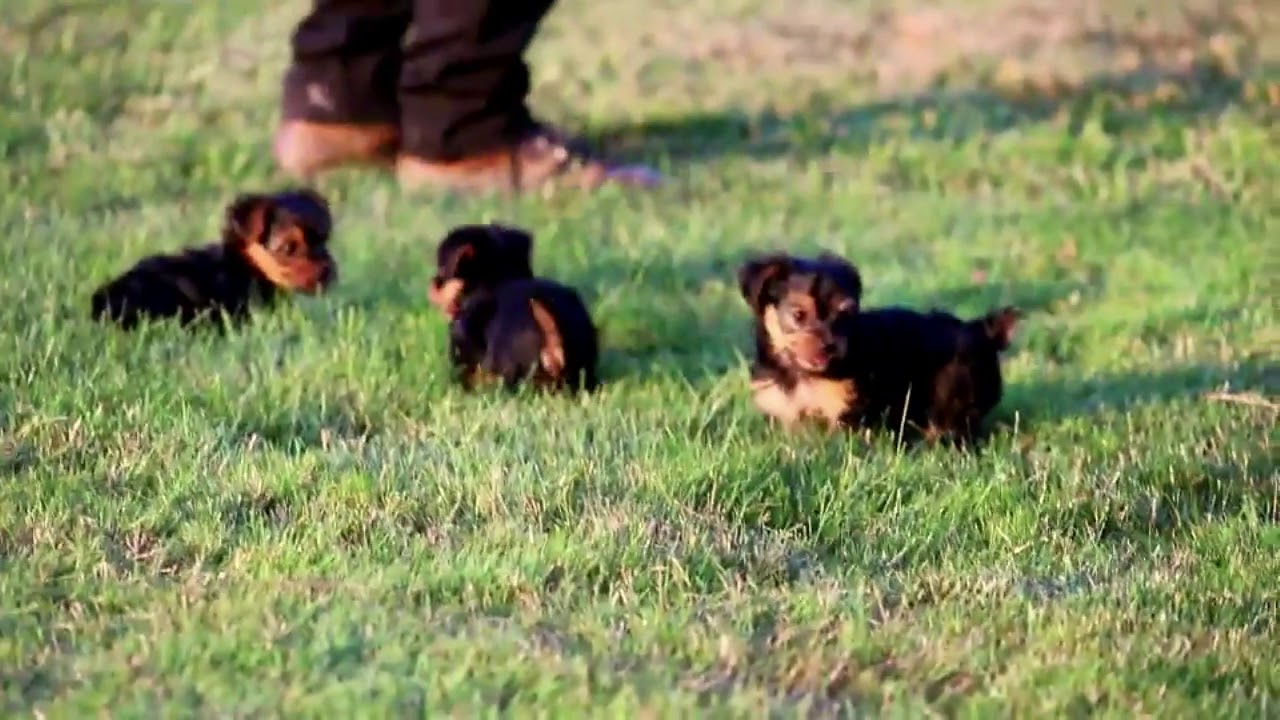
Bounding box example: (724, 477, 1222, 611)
(2, 0, 1278, 716)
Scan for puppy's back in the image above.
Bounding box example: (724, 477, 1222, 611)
(91, 245, 240, 328)
(484, 279, 598, 391)
(848, 305, 1017, 441)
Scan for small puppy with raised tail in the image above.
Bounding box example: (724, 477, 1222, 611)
(738, 251, 1020, 445)
(429, 224, 598, 392)
(91, 189, 337, 330)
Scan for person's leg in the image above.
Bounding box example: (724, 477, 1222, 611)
(275, 0, 410, 178)
(397, 0, 549, 161)
(395, 0, 661, 193)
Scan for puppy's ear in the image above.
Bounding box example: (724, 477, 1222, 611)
(272, 188, 333, 240)
(438, 225, 495, 274)
(440, 241, 477, 275)
(222, 194, 274, 247)
(982, 306, 1022, 351)
(737, 255, 791, 311)
(816, 252, 863, 305)
(490, 225, 533, 263)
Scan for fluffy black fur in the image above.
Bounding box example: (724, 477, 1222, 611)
(90, 189, 336, 330)
(837, 305, 1021, 444)
(430, 224, 599, 392)
(738, 250, 1020, 444)
(449, 277, 599, 392)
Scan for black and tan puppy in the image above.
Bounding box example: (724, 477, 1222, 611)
(91, 189, 337, 330)
(738, 252, 866, 430)
(738, 252, 1021, 444)
(430, 224, 598, 392)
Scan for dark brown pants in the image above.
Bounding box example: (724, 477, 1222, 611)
(285, 0, 556, 161)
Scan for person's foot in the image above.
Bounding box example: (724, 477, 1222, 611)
(274, 120, 400, 178)
(396, 126, 662, 194)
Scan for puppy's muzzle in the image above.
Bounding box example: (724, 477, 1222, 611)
(790, 331, 843, 373)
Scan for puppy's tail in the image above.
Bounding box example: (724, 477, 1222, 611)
(529, 298, 566, 376)
(972, 306, 1022, 351)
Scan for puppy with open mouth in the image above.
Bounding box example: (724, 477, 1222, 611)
(738, 251, 1021, 445)
(90, 189, 338, 331)
(738, 252, 865, 430)
(429, 224, 598, 392)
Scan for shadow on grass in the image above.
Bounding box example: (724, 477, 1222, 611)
(591, 62, 1274, 166)
(999, 356, 1277, 423)
(996, 358, 1277, 542)
(218, 397, 381, 455)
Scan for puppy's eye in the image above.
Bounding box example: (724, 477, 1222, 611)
(789, 307, 807, 323)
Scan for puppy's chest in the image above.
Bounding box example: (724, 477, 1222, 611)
(751, 374, 857, 426)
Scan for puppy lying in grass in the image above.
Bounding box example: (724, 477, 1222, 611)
(429, 224, 598, 392)
(738, 251, 1020, 445)
(91, 189, 337, 330)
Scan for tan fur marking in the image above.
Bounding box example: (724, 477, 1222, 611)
(241, 242, 300, 289)
(751, 377, 802, 427)
(763, 302, 828, 369)
(750, 376, 856, 430)
(529, 299, 565, 376)
(241, 243, 326, 293)
(268, 225, 305, 253)
(782, 292, 817, 318)
(922, 424, 944, 444)
(793, 377, 856, 428)
(762, 305, 790, 355)
(428, 278, 465, 317)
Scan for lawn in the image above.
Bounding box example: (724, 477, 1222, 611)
(1, 0, 1277, 716)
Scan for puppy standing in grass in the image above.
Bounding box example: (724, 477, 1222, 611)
(91, 189, 337, 330)
(738, 252, 1021, 445)
(429, 224, 598, 392)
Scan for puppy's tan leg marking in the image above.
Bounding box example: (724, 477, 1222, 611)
(529, 298, 565, 376)
(429, 278, 465, 316)
(751, 378, 802, 429)
(793, 377, 856, 429)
